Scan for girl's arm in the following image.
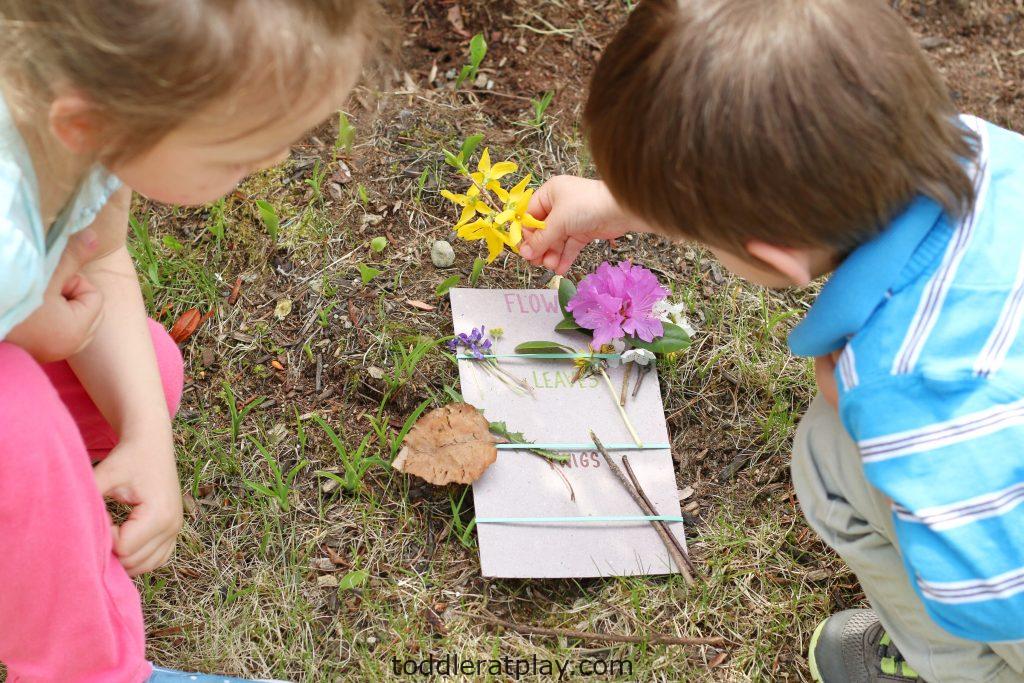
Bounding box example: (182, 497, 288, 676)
(67, 187, 183, 577)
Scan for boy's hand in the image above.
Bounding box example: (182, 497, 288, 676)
(93, 429, 183, 577)
(519, 176, 646, 275)
(815, 351, 842, 410)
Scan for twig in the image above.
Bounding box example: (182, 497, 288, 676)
(455, 611, 725, 647)
(619, 362, 633, 407)
(623, 456, 696, 578)
(632, 362, 652, 397)
(590, 432, 695, 586)
(599, 369, 642, 447)
(315, 354, 323, 394)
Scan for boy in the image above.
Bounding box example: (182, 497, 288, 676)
(519, 1, 1024, 681)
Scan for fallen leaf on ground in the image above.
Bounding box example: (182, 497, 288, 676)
(393, 403, 497, 484)
(274, 298, 293, 320)
(227, 276, 243, 305)
(447, 4, 469, 36)
(168, 308, 212, 344)
(708, 651, 729, 668)
(406, 299, 436, 311)
(317, 574, 339, 588)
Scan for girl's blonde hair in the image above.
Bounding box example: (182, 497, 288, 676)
(0, 0, 382, 163)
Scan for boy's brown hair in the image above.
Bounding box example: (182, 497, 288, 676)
(585, 0, 977, 254)
(0, 0, 385, 164)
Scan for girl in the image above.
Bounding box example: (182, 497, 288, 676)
(0, 1, 379, 681)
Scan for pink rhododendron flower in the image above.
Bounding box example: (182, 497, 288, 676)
(566, 262, 669, 347)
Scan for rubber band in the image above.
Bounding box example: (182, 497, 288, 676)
(496, 443, 670, 451)
(456, 353, 621, 360)
(476, 515, 685, 525)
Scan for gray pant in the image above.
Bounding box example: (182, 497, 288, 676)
(792, 396, 1024, 683)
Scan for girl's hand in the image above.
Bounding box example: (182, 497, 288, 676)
(519, 176, 649, 275)
(93, 427, 183, 577)
(6, 230, 105, 362)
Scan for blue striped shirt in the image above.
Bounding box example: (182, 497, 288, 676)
(789, 116, 1024, 643)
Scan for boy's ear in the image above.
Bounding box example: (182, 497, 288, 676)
(744, 240, 815, 287)
(48, 93, 101, 154)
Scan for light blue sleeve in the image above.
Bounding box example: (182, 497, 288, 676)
(840, 374, 1024, 642)
(0, 163, 45, 340)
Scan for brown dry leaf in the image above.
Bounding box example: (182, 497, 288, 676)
(169, 308, 201, 343)
(447, 4, 469, 37)
(227, 276, 243, 305)
(405, 299, 436, 312)
(392, 403, 497, 484)
(708, 651, 729, 668)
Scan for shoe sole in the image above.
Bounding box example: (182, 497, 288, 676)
(809, 617, 828, 682)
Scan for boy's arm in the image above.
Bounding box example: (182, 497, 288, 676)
(66, 188, 183, 577)
(519, 176, 657, 274)
(840, 373, 1024, 642)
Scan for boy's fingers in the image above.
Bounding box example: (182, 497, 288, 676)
(556, 239, 586, 275)
(526, 182, 554, 221)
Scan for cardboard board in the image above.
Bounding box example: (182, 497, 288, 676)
(450, 288, 686, 578)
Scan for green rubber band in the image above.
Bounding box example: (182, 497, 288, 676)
(476, 515, 685, 525)
(496, 443, 670, 451)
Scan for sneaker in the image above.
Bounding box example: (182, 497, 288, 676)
(809, 609, 922, 682)
(147, 666, 291, 682)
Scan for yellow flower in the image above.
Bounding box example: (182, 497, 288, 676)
(457, 217, 517, 263)
(470, 148, 517, 194)
(440, 185, 490, 227)
(493, 175, 546, 244)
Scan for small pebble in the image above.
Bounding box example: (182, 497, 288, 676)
(431, 239, 456, 268)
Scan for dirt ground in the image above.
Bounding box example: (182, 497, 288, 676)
(106, 1, 1024, 681)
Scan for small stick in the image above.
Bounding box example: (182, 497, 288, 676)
(619, 362, 633, 407)
(315, 354, 323, 394)
(599, 369, 643, 447)
(454, 611, 726, 647)
(632, 362, 652, 397)
(623, 455, 696, 577)
(590, 432, 695, 586)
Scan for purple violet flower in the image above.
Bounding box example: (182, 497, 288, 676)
(565, 262, 669, 347)
(449, 326, 492, 360)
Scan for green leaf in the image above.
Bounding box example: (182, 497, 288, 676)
(629, 323, 692, 355)
(255, 200, 279, 240)
(335, 112, 355, 153)
(370, 236, 388, 253)
(161, 235, 184, 251)
(357, 263, 381, 284)
(469, 33, 487, 68)
(557, 277, 577, 316)
(337, 570, 368, 591)
(443, 385, 464, 403)
(443, 150, 463, 169)
(460, 134, 484, 163)
(555, 316, 582, 332)
(435, 275, 461, 296)
(514, 340, 575, 355)
(469, 257, 486, 286)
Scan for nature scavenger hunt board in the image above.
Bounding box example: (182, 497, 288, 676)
(450, 288, 686, 578)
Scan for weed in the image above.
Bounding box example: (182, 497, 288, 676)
(256, 200, 280, 241)
(308, 415, 386, 493)
(335, 112, 355, 155)
(243, 435, 309, 512)
(222, 381, 264, 445)
(449, 486, 477, 548)
(357, 263, 381, 285)
(455, 33, 487, 88)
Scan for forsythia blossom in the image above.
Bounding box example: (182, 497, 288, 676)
(440, 147, 545, 263)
